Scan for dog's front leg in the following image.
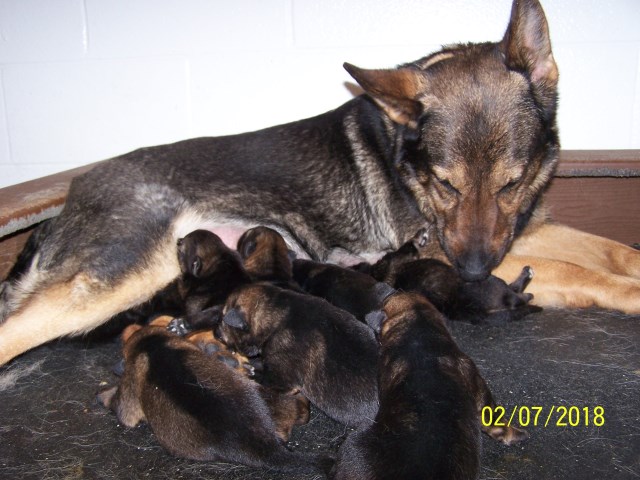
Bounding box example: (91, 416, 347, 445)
(493, 253, 640, 314)
(510, 223, 640, 278)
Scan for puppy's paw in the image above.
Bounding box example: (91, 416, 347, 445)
(167, 317, 191, 336)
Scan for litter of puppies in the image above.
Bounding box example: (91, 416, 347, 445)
(98, 226, 538, 479)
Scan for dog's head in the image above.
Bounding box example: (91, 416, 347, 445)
(345, 0, 559, 281)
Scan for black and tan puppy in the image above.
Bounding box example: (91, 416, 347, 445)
(97, 324, 326, 471)
(216, 283, 379, 427)
(358, 230, 541, 325)
(293, 259, 395, 322)
(168, 229, 252, 334)
(332, 292, 527, 480)
(236, 226, 297, 286)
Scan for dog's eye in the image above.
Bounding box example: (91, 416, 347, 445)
(499, 179, 520, 194)
(437, 178, 460, 195)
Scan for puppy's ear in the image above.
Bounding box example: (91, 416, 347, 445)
(365, 310, 387, 334)
(222, 308, 249, 331)
(344, 63, 425, 129)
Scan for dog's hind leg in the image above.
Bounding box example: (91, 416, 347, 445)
(493, 253, 640, 314)
(511, 223, 640, 278)
(0, 234, 181, 366)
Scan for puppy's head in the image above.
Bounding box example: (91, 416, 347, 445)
(368, 291, 446, 344)
(237, 226, 293, 281)
(177, 230, 234, 278)
(345, 0, 559, 281)
(216, 284, 278, 355)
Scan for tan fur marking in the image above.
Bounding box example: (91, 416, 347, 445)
(493, 253, 640, 313)
(0, 236, 182, 366)
(420, 52, 455, 70)
(511, 223, 640, 278)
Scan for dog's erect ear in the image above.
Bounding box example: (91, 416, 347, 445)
(222, 307, 249, 331)
(344, 63, 425, 129)
(501, 0, 558, 92)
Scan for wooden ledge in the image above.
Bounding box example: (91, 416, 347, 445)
(0, 163, 100, 239)
(557, 150, 640, 177)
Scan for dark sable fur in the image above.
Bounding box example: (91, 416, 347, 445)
(0, 0, 560, 364)
(332, 292, 527, 480)
(292, 259, 395, 322)
(97, 325, 329, 472)
(217, 283, 379, 427)
(358, 231, 541, 325)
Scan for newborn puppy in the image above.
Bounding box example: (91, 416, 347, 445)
(169, 230, 252, 334)
(236, 226, 296, 285)
(217, 283, 379, 427)
(293, 259, 395, 322)
(358, 230, 540, 325)
(332, 292, 528, 480)
(97, 324, 327, 471)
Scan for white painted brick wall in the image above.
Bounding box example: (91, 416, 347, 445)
(0, 0, 639, 188)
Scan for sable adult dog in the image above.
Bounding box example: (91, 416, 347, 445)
(1, 0, 640, 365)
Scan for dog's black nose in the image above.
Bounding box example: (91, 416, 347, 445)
(457, 253, 492, 282)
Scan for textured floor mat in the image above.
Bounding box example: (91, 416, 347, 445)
(1, 308, 638, 479)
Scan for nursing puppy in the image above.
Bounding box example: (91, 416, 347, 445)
(332, 292, 527, 480)
(359, 230, 540, 324)
(97, 324, 325, 470)
(293, 259, 395, 322)
(217, 283, 379, 427)
(168, 229, 252, 334)
(236, 226, 297, 286)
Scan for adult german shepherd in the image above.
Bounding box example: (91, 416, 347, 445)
(1, 0, 639, 365)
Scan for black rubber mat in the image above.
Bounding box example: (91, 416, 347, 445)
(1, 307, 638, 479)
